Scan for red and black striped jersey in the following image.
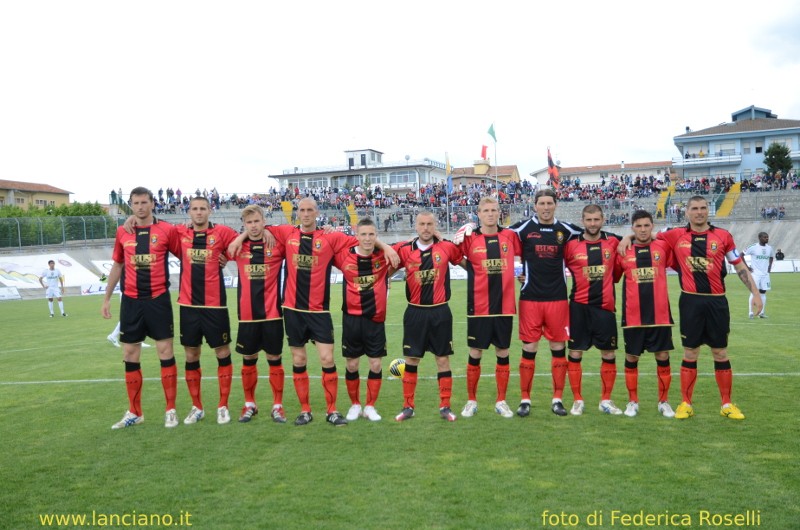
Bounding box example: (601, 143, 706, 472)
(112, 220, 177, 299)
(658, 225, 742, 295)
(334, 246, 390, 322)
(509, 215, 582, 302)
(564, 232, 620, 312)
(393, 238, 462, 306)
(616, 240, 674, 328)
(174, 223, 238, 308)
(460, 228, 521, 316)
(269, 225, 355, 312)
(235, 238, 285, 321)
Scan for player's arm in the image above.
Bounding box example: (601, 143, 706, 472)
(768, 255, 773, 273)
(375, 239, 400, 268)
(39, 275, 46, 289)
(732, 259, 762, 315)
(101, 262, 123, 319)
(59, 273, 65, 289)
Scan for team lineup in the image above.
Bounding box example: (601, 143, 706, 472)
(97, 186, 764, 429)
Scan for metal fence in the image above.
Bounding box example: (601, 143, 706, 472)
(0, 216, 119, 250)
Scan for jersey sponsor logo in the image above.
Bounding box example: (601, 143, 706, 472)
(535, 244, 560, 258)
(131, 254, 156, 270)
(632, 267, 656, 283)
(245, 263, 268, 279)
(527, 232, 542, 239)
(471, 247, 488, 254)
(293, 254, 318, 270)
(685, 256, 711, 272)
(481, 258, 506, 274)
(415, 269, 439, 285)
(581, 265, 606, 281)
(572, 253, 589, 262)
(353, 275, 376, 291)
(187, 248, 212, 264)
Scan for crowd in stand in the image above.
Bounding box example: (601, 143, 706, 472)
(741, 170, 798, 192)
(551, 173, 667, 202)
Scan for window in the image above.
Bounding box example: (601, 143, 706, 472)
(755, 141, 763, 154)
(742, 142, 750, 154)
(771, 138, 792, 150)
(16, 198, 25, 204)
(370, 152, 376, 162)
(360, 154, 366, 166)
(716, 142, 735, 156)
(367, 173, 386, 185)
(307, 178, 327, 188)
(389, 170, 415, 185)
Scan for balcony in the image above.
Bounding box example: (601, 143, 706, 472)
(672, 152, 742, 168)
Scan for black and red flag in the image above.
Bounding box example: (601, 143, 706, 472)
(547, 148, 560, 189)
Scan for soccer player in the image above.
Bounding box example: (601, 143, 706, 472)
(173, 196, 240, 425)
(335, 218, 391, 422)
(620, 195, 762, 420)
(393, 211, 463, 422)
(232, 205, 288, 425)
(240, 197, 397, 427)
(107, 321, 151, 348)
(453, 196, 521, 419)
(563, 205, 623, 416)
(744, 232, 774, 319)
(102, 187, 180, 429)
(40, 260, 66, 317)
(508, 188, 582, 417)
(615, 210, 676, 418)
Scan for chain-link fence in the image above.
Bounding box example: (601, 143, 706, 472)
(0, 216, 118, 249)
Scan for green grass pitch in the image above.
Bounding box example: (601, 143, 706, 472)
(1, 275, 798, 529)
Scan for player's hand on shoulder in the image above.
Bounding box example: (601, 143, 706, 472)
(453, 222, 476, 245)
(123, 215, 136, 234)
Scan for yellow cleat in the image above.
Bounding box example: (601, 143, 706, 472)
(675, 401, 695, 420)
(720, 403, 745, 420)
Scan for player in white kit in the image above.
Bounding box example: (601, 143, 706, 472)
(744, 232, 774, 319)
(40, 260, 67, 317)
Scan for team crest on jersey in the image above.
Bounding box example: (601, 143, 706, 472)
(315, 239, 322, 250)
(710, 241, 718, 252)
(556, 231, 564, 244)
(265, 249, 272, 257)
(604, 249, 611, 260)
(502, 242, 508, 253)
(208, 236, 216, 246)
(374, 261, 381, 270)
(434, 253, 441, 263)
(653, 251, 661, 262)
(151, 235, 159, 245)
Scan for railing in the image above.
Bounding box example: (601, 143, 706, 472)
(672, 152, 742, 166)
(0, 216, 118, 250)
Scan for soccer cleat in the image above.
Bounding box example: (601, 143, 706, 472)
(164, 408, 178, 428)
(238, 405, 258, 423)
(183, 406, 204, 425)
(720, 403, 745, 420)
(111, 410, 143, 429)
(49, 314, 54, 318)
(658, 401, 676, 418)
(107, 335, 120, 347)
(675, 401, 694, 420)
(326, 412, 348, 426)
(570, 400, 585, 416)
(62, 313, 67, 317)
(517, 401, 531, 417)
(141, 342, 152, 348)
(624, 401, 639, 417)
(461, 400, 478, 418)
(217, 406, 231, 424)
(439, 407, 457, 422)
(394, 407, 415, 422)
(346, 404, 362, 421)
(758, 313, 768, 319)
(494, 400, 514, 418)
(598, 400, 623, 415)
(748, 313, 754, 319)
(271, 406, 287, 423)
(294, 411, 313, 426)
(551, 400, 568, 416)
(362, 406, 382, 421)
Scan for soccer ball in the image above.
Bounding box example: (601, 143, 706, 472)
(389, 358, 406, 378)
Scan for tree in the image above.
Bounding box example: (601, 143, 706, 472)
(763, 143, 793, 176)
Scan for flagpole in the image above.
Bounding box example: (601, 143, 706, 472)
(493, 141, 498, 192)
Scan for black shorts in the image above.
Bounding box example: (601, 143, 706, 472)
(623, 326, 674, 356)
(402, 304, 454, 358)
(283, 308, 334, 347)
(679, 293, 730, 349)
(567, 303, 618, 352)
(235, 320, 284, 356)
(341, 313, 387, 358)
(179, 306, 231, 349)
(120, 292, 174, 344)
(467, 316, 513, 350)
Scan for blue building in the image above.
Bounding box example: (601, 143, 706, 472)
(672, 105, 800, 182)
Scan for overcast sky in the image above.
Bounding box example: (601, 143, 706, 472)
(2, 1, 799, 203)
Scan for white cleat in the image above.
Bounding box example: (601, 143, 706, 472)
(494, 400, 514, 418)
(107, 335, 120, 347)
(570, 400, 585, 416)
(599, 400, 623, 415)
(164, 408, 178, 428)
(140, 342, 152, 348)
(183, 406, 204, 425)
(362, 405, 382, 421)
(346, 404, 363, 421)
(111, 410, 143, 430)
(658, 401, 676, 418)
(217, 406, 231, 424)
(461, 400, 478, 417)
(624, 401, 639, 417)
